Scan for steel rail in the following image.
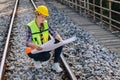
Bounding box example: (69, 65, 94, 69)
(0, 0, 19, 79)
(30, 0, 77, 80)
(60, 54, 77, 80)
(30, 0, 37, 9)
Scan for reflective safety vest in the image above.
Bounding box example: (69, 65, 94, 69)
(27, 19, 49, 45)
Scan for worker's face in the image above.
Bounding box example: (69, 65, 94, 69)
(37, 14, 47, 23)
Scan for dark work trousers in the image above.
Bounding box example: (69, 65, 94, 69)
(28, 39, 63, 62)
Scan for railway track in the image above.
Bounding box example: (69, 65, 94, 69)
(0, 0, 77, 80)
(0, 0, 120, 80)
(0, 0, 15, 63)
(0, 0, 19, 79)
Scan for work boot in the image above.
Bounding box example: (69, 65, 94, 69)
(52, 63, 63, 73)
(34, 61, 42, 68)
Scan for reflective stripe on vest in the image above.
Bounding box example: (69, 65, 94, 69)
(27, 19, 49, 45)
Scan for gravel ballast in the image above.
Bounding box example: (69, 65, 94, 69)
(2, 0, 120, 80)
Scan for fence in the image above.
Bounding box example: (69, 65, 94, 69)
(58, 0, 120, 31)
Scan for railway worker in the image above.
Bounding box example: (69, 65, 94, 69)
(25, 5, 63, 73)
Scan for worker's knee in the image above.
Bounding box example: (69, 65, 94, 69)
(44, 53, 51, 61)
(28, 52, 51, 62)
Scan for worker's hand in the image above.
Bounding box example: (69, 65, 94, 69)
(35, 45, 43, 51)
(55, 34, 63, 42)
(28, 43, 42, 51)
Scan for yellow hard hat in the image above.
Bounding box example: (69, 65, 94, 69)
(35, 5, 49, 16)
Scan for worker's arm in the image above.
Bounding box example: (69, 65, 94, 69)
(49, 25, 63, 41)
(27, 43, 42, 50)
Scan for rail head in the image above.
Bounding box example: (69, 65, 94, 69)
(61, 54, 77, 80)
(0, 0, 19, 80)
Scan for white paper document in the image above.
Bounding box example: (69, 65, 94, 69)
(31, 36, 77, 54)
